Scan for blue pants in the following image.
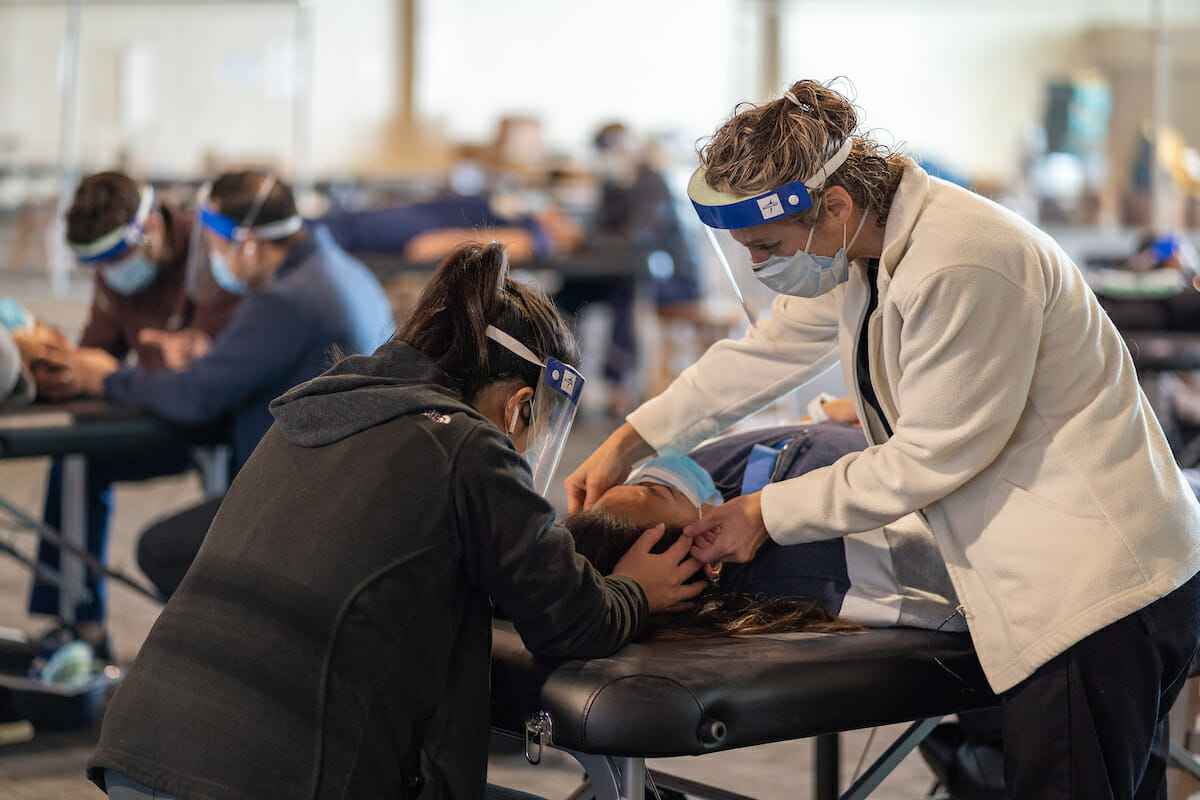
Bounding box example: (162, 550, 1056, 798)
(29, 450, 193, 623)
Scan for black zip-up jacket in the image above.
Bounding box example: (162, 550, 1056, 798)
(88, 341, 647, 799)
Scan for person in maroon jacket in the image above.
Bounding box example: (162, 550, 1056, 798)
(26, 172, 241, 656)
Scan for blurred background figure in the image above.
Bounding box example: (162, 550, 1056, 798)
(27, 171, 393, 640)
(554, 122, 700, 417)
(21, 172, 242, 658)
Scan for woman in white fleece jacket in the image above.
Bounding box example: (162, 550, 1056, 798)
(567, 79, 1200, 799)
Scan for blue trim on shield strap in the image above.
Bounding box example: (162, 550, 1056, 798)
(199, 205, 239, 241)
(690, 178, 814, 230)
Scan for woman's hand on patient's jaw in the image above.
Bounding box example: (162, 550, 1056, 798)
(565, 422, 655, 514)
(685, 493, 769, 564)
(612, 524, 705, 613)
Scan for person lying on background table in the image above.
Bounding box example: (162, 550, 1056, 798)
(87, 241, 702, 800)
(27, 170, 394, 657)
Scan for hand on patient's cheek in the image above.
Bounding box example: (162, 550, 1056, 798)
(612, 523, 705, 613)
(685, 493, 768, 564)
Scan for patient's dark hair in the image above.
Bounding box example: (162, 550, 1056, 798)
(396, 241, 578, 402)
(566, 509, 862, 639)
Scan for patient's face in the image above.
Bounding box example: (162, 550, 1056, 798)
(592, 482, 704, 530)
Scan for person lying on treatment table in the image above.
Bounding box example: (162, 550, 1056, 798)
(575, 418, 962, 631)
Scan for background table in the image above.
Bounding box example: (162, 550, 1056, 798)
(0, 400, 232, 622)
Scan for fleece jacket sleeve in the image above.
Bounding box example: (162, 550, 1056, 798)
(762, 263, 1042, 543)
(452, 423, 646, 659)
(628, 287, 842, 455)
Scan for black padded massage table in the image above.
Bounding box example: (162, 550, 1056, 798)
(490, 620, 1001, 799)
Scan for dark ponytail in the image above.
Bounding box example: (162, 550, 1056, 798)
(396, 241, 578, 401)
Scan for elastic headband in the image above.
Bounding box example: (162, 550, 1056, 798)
(198, 174, 304, 242)
(199, 206, 304, 242)
(485, 325, 543, 368)
(71, 184, 156, 264)
(688, 138, 854, 230)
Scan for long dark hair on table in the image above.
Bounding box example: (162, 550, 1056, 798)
(395, 241, 578, 403)
(566, 509, 862, 639)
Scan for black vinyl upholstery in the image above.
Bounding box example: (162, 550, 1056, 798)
(491, 621, 1000, 758)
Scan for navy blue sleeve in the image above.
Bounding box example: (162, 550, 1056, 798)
(316, 196, 539, 255)
(103, 290, 316, 425)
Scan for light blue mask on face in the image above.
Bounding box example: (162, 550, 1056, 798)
(0, 297, 32, 332)
(209, 250, 247, 295)
(625, 454, 724, 510)
(100, 256, 158, 295)
(752, 207, 869, 298)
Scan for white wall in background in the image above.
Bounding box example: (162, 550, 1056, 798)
(2, 0, 1199, 181)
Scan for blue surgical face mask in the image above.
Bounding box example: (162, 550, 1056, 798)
(209, 250, 247, 295)
(752, 208, 869, 298)
(625, 454, 724, 511)
(100, 256, 158, 295)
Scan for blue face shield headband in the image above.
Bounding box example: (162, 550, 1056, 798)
(687, 138, 853, 230)
(625, 454, 724, 511)
(70, 184, 156, 265)
(485, 325, 585, 497)
(197, 175, 304, 244)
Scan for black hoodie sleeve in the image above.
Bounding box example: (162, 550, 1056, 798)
(450, 422, 647, 659)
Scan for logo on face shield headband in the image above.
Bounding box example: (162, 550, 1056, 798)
(758, 194, 785, 220)
(553, 367, 578, 396)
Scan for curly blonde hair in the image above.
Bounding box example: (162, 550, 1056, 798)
(699, 79, 909, 228)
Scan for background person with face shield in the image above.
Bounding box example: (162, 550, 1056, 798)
(86, 242, 703, 800)
(566, 78, 1200, 799)
(34, 170, 393, 635)
(37, 171, 243, 392)
(23, 172, 243, 658)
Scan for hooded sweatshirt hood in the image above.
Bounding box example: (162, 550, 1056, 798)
(270, 340, 484, 447)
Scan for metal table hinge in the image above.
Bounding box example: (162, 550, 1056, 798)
(524, 710, 554, 765)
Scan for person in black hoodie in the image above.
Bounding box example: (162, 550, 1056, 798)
(86, 242, 703, 800)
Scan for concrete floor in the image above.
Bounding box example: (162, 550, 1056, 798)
(0, 266, 944, 799)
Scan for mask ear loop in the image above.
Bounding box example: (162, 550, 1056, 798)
(505, 394, 532, 435)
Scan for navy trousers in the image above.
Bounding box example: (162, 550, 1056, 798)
(1001, 570, 1200, 799)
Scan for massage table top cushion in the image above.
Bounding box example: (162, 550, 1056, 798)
(491, 621, 999, 758)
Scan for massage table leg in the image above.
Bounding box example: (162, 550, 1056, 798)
(839, 718, 941, 800)
(1169, 739, 1200, 781)
(816, 733, 839, 799)
(549, 718, 943, 800)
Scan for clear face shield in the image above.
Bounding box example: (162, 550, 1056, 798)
(485, 326, 585, 496)
(686, 139, 854, 326)
(186, 174, 305, 295)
